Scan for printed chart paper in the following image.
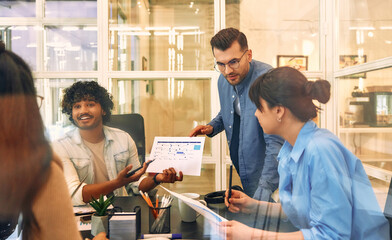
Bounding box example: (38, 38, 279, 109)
(160, 186, 227, 223)
(147, 137, 205, 176)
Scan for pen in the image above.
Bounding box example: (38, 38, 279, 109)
(126, 159, 155, 178)
(228, 164, 233, 204)
(140, 190, 158, 218)
(141, 233, 182, 239)
(71, 174, 88, 198)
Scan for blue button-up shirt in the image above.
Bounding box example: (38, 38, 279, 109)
(208, 60, 284, 200)
(278, 121, 389, 239)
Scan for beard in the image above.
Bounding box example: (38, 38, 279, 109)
(73, 114, 102, 130)
(74, 121, 101, 130)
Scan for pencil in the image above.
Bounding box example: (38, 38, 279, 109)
(144, 192, 158, 218)
(155, 195, 159, 214)
(140, 191, 157, 218)
(140, 191, 153, 208)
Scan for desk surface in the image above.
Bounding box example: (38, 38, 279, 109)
(81, 196, 297, 239)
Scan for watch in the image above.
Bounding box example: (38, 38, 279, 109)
(153, 173, 161, 185)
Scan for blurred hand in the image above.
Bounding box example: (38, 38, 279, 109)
(220, 220, 260, 240)
(189, 125, 213, 137)
(116, 162, 148, 186)
(225, 189, 258, 214)
(90, 232, 108, 240)
(155, 168, 183, 183)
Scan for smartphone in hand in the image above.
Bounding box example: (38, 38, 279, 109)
(126, 159, 156, 178)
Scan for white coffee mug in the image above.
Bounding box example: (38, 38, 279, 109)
(178, 193, 207, 222)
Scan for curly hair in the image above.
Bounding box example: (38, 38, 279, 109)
(61, 81, 114, 124)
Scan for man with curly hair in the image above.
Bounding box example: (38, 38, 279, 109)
(53, 81, 183, 206)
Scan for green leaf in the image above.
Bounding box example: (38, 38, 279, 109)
(89, 201, 100, 211)
(88, 194, 114, 216)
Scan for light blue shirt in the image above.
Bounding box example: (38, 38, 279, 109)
(278, 121, 389, 239)
(208, 60, 284, 200)
(52, 126, 142, 205)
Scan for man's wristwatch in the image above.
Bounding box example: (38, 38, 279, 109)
(153, 173, 161, 185)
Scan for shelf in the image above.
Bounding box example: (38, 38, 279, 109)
(339, 127, 392, 133)
(359, 157, 392, 182)
(363, 163, 392, 183)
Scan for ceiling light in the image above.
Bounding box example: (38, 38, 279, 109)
(349, 26, 375, 30)
(145, 27, 171, 31)
(83, 27, 97, 31)
(62, 26, 79, 31)
(181, 31, 204, 35)
(173, 26, 199, 31)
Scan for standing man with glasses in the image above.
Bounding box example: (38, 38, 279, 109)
(189, 28, 284, 201)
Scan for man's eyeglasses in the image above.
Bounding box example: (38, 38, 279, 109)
(36, 95, 44, 109)
(214, 50, 248, 72)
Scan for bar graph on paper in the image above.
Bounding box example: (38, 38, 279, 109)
(146, 137, 205, 176)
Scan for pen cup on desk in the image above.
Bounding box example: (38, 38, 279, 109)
(148, 203, 171, 234)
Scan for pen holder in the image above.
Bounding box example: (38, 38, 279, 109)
(149, 204, 171, 233)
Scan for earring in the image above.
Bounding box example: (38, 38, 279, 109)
(277, 118, 281, 122)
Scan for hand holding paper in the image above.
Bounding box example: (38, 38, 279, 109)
(147, 137, 205, 176)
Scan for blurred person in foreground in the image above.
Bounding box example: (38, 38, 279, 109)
(220, 67, 389, 239)
(0, 41, 107, 240)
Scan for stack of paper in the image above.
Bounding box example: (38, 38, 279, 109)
(109, 213, 137, 240)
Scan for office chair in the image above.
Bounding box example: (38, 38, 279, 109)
(106, 113, 146, 165)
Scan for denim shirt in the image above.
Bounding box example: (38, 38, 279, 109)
(52, 126, 141, 206)
(208, 60, 284, 200)
(278, 121, 389, 239)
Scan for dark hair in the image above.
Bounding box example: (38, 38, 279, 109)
(210, 27, 248, 52)
(0, 41, 52, 240)
(61, 81, 114, 124)
(0, 42, 36, 95)
(249, 67, 331, 122)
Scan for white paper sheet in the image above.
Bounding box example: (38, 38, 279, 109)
(146, 137, 205, 176)
(160, 186, 227, 223)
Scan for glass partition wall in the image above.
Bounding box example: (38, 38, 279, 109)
(2, 0, 392, 206)
(108, 0, 215, 71)
(336, 0, 392, 208)
(0, 0, 325, 196)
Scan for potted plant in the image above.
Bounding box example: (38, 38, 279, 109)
(89, 194, 114, 236)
